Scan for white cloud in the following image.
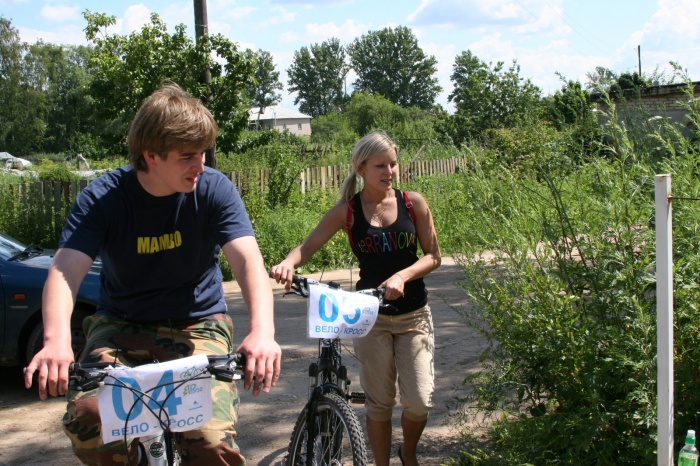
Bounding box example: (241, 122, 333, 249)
(40, 4, 81, 22)
(122, 4, 152, 34)
(270, 0, 352, 4)
(221, 5, 257, 21)
(18, 25, 87, 45)
(283, 18, 367, 45)
(161, 2, 195, 31)
(614, 0, 700, 77)
(649, 0, 700, 41)
(407, 0, 557, 31)
(250, 5, 297, 30)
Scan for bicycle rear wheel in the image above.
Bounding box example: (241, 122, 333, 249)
(287, 392, 367, 466)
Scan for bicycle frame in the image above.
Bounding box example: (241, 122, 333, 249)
(284, 275, 386, 466)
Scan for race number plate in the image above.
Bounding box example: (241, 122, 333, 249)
(307, 283, 379, 339)
(98, 354, 213, 443)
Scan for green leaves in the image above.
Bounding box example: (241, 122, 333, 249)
(446, 121, 663, 463)
(83, 10, 254, 155)
(244, 49, 283, 109)
(347, 26, 441, 110)
(448, 50, 542, 144)
(287, 38, 348, 118)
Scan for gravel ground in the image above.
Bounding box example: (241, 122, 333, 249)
(0, 257, 484, 466)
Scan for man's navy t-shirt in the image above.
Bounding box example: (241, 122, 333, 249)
(60, 166, 254, 322)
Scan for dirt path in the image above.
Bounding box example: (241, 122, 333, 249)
(0, 257, 484, 465)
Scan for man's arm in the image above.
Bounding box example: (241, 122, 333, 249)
(24, 248, 93, 400)
(222, 235, 281, 396)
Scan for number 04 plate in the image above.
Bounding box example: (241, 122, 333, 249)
(307, 283, 379, 339)
(97, 354, 213, 443)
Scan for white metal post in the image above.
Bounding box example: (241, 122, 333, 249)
(655, 174, 673, 466)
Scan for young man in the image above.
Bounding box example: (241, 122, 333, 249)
(24, 82, 281, 465)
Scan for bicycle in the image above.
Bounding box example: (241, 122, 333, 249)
(68, 352, 246, 466)
(282, 274, 389, 466)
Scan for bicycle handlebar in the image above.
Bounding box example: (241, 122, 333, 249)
(68, 353, 247, 391)
(287, 274, 386, 303)
(283, 274, 403, 317)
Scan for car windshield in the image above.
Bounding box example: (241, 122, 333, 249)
(0, 232, 28, 260)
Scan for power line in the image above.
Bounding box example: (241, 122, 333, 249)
(512, 0, 591, 59)
(539, 0, 615, 55)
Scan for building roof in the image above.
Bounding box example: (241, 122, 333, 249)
(249, 106, 312, 121)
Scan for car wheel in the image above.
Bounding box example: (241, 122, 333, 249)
(25, 321, 45, 366)
(24, 313, 90, 365)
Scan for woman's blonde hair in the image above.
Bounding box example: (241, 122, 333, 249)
(127, 81, 218, 171)
(340, 130, 398, 203)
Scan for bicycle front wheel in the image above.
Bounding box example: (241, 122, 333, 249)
(287, 392, 367, 466)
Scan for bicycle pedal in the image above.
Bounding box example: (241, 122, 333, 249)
(349, 391, 366, 404)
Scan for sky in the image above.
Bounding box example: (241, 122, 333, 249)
(3, 0, 700, 113)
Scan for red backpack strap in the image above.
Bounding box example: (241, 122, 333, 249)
(346, 198, 356, 252)
(403, 191, 417, 224)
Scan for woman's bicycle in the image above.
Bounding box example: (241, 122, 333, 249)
(68, 352, 246, 466)
(282, 274, 388, 466)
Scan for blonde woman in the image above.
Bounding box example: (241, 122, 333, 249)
(271, 130, 441, 466)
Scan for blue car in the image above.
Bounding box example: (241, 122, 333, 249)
(0, 232, 100, 366)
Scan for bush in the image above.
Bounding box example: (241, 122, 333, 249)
(448, 87, 700, 464)
(452, 155, 658, 464)
(255, 190, 355, 272)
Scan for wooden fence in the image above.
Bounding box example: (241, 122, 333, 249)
(2, 156, 469, 223)
(230, 156, 469, 194)
(1, 179, 91, 245)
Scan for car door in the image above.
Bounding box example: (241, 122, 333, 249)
(0, 269, 5, 352)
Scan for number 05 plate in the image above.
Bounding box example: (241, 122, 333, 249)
(307, 283, 379, 339)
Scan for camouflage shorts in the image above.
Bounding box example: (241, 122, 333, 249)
(63, 313, 245, 466)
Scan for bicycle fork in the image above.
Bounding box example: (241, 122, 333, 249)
(140, 432, 178, 465)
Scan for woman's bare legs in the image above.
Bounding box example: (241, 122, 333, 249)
(367, 414, 427, 466)
(399, 414, 427, 466)
(367, 417, 392, 466)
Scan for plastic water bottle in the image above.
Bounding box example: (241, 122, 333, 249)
(679, 429, 699, 466)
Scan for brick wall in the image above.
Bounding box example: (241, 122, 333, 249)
(593, 82, 700, 137)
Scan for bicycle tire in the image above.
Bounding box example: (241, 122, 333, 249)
(286, 392, 367, 466)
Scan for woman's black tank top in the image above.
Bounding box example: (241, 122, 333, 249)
(348, 189, 428, 314)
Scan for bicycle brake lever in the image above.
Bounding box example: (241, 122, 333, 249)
(213, 371, 238, 383)
(70, 375, 103, 392)
(285, 283, 309, 298)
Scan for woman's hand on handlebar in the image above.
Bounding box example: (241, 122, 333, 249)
(380, 272, 405, 301)
(269, 262, 295, 291)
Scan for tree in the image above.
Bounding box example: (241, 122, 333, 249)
(244, 49, 282, 110)
(84, 10, 255, 155)
(586, 67, 655, 95)
(610, 71, 652, 97)
(287, 38, 348, 118)
(585, 66, 618, 92)
(545, 76, 600, 159)
(24, 43, 96, 155)
(448, 50, 542, 143)
(347, 26, 441, 110)
(0, 16, 97, 156)
(0, 17, 47, 154)
(546, 75, 595, 129)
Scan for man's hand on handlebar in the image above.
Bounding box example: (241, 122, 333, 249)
(23, 341, 74, 401)
(236, 332, 281, 397)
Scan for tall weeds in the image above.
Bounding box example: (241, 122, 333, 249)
(449, 80, 700, 464)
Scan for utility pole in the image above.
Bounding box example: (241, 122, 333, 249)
(638, 45, 642, 77)
(194, 0, 216, 169)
